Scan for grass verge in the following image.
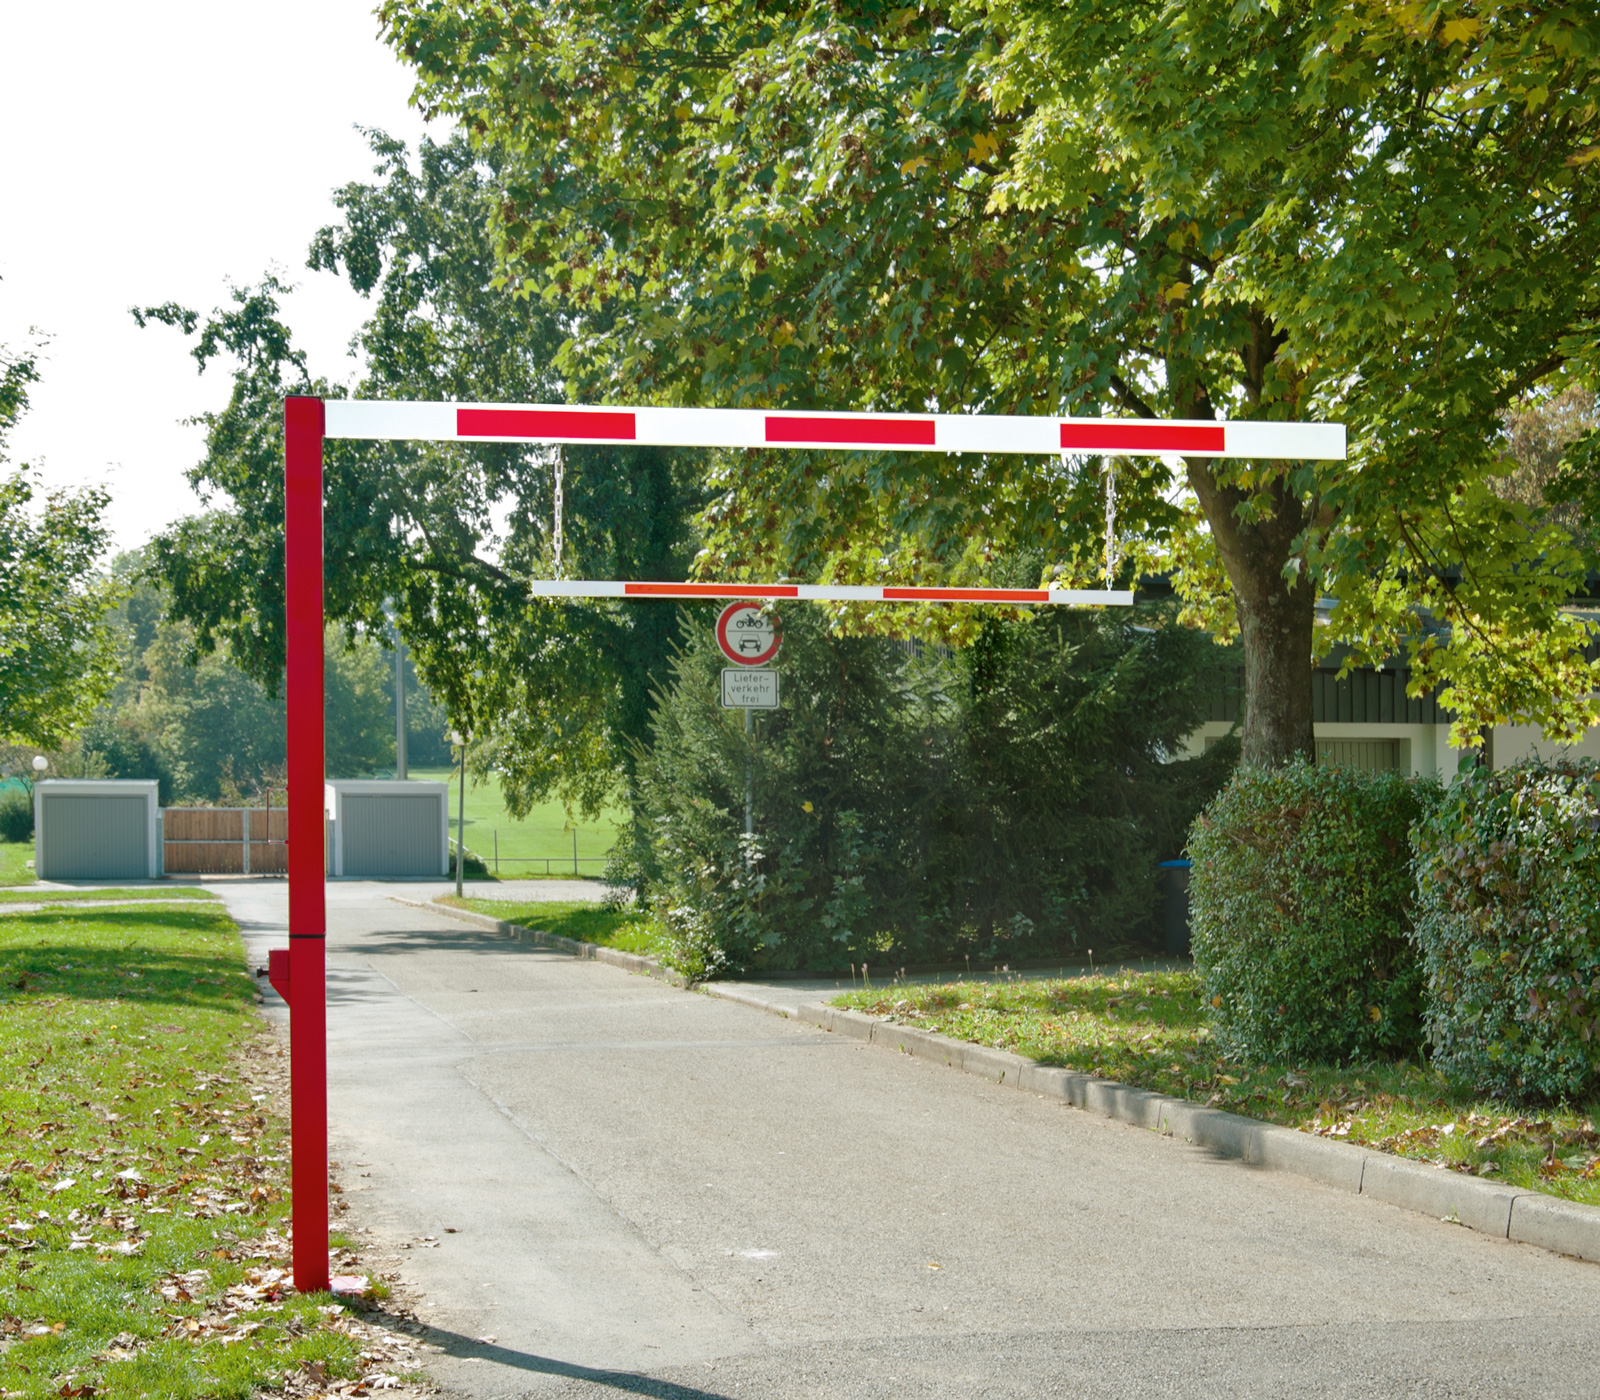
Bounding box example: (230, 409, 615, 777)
(0, 887, 218, 907)
(410, 766, 620, 868)
(0, 842, 34, 888)
(0, 901, 385, 1398)
(836, 969, 1600, 1208)
(444, 898, 663, 957)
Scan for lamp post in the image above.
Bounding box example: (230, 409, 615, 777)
(449, 730, 466, 897)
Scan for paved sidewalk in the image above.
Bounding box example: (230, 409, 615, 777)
(217, 883, 1600, 1399)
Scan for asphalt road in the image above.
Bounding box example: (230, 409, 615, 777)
(217, 882, 1600, 1399)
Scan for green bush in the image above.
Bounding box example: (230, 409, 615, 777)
(1189, 761, 1430, 1063)
(630, 604, 1234, 977)
(1411, 759, 1600, 1104)
(0, 787, 32, 844)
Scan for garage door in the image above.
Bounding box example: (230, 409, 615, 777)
(40, 795, 149, 880)
(341, 795, 442, 876)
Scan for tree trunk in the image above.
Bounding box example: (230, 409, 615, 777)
(1186, 460, 1317, 768)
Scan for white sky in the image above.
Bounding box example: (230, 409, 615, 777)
(0, 1, 435, 551)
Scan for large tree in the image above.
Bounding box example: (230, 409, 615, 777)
(0, 338, 118, 748)
(141, 132, 706, 817)
(379, 0, 1600, 763)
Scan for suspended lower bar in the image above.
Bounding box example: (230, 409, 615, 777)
(525, 580, 1133, 606)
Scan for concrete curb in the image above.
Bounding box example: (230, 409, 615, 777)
(395, 898, 692, 988)
(413, 897, 1600, 1267)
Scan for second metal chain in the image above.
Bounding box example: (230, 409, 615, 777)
(1104, 458, 1118, 584)
(553, 457, 564, 581)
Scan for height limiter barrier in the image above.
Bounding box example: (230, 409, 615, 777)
(278, 396, 1346, 1292)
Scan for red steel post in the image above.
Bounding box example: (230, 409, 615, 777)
(284, 396, 329, 1294)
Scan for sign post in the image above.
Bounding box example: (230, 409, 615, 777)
(716, 604, 782, 837)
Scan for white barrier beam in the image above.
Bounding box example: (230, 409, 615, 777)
(324, 400, 1345, 460)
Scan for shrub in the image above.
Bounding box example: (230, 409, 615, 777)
(1189, 761, 1430, 1063)
(0, 786, 32, 843)
(1411, 759, 1600, 1104)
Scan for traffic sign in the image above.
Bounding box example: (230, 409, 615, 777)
(722, 668, 780, 709)
(716, 602, 782, 666)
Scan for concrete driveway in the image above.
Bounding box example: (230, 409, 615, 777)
(216, 881, 1600, 1399)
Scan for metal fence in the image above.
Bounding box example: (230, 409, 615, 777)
(455, 830, 611, 877)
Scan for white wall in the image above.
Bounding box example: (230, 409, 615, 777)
(1181, 717, 1600, 777)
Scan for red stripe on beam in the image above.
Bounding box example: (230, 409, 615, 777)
(766, 415, 936, 447)
(1060, 423, 1225, 453)
(457, 408, 638, 440)
(623, 583, 801, 598)
(883, 587, 1051, 603)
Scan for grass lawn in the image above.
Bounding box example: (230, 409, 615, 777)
(0, 887, 219, 906)
(837, 970, 1600, 1208)
(0, 841, 35, 888)
(0, 898, 398, 1398)
(445, 898, 664, 957)
(410, 767, 622, 874)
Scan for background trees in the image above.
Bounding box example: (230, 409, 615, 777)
(378, 0, 1600, 764)
(139, 132, 705, 821)
(0, 339, 118, 749)
(63, 552, 413, 804)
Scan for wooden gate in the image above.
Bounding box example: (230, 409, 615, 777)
(162, 808, 289, 875)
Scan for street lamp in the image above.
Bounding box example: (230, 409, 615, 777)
(31, 756, 47, 774)
(448, 731, 466, 896)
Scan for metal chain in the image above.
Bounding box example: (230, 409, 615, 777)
(552, 457, 564, 581)
(1104, 457, 1118, 584)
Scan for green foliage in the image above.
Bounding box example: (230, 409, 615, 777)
(0, 786, 31, 843)
(0, 466, 119, 749)
(1412, 759, 1600, 1104)
(378, 0, 1600, 760)
(139, 132, 706, 822)
(1190, 762, 1431, 1064)
(634, 603, 1232, 977)
(76, 554, 409, 803)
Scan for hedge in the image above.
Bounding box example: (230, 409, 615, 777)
(1189, 761, 1429, 1063)
(1411, 759, 1600, 1104)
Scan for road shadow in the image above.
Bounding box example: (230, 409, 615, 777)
(360, 1308, 738, 1398)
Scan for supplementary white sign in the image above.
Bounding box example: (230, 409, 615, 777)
(721, 668, 780, 709)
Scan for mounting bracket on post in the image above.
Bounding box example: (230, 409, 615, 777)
(267, 947, 292, 1005)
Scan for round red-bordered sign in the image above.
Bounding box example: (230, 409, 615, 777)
(716, 602, 782, 666)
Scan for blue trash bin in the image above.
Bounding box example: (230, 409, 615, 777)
(1158, 859, 1192, 956)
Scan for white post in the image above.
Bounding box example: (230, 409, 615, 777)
(744, 707, 753, 837)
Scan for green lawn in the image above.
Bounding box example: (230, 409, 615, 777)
(0, 839, 35, 887)
(837, 970, 1600, 1208)
(0, 902, 374, 1398)
(446, 897, 664, 956)
(410, 767, 622, 874)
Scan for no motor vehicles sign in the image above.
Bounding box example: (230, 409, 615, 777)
(716, 602, 782, 665)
